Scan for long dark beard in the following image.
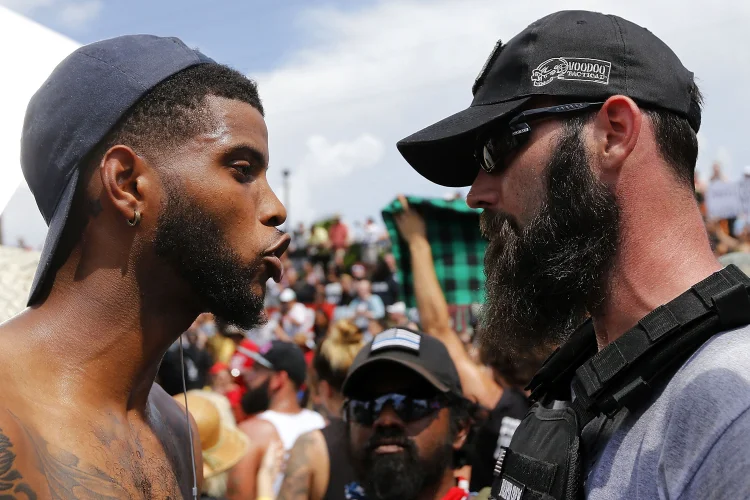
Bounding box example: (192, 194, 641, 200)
(153, 180, 267, 330)
(478, 121, 620, 367)
(350, 426, 454, 500)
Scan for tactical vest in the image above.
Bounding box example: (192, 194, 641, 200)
(489, 265, 750, 500)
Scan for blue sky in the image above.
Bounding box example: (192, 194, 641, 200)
(2, 0, 750, 249)
(24, 0, 375, 73)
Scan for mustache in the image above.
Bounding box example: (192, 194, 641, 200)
(479, 210, 520, 239)
(365, 429, 415, 455)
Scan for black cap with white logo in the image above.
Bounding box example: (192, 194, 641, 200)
(397, 10, 701, 188)
(341, 328, 463, 398)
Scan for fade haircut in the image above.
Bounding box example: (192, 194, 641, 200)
(642, 81, 703, 187)
(89, 62, 264, 164)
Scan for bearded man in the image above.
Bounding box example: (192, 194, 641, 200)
(397, 10, 750, 499)
(0, 35, 288, 499)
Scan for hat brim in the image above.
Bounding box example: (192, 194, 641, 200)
(27, 168, 80, 307)
(397, 97, 531, 188)
(203, 424, 251, 479)
(342, 357, 450, 397)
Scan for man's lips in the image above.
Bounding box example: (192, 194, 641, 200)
(373, 444, 404, 454)
(263, 234, 291, 283)
(263, 255, 284, 283)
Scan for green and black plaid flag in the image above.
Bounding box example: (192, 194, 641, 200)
(381, 196, 486, 308)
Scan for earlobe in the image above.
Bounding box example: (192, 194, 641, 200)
(99, 145, 149, 225)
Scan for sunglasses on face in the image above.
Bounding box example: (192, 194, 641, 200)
(474, 101, 605, 175)
(344, 392, 449, 426)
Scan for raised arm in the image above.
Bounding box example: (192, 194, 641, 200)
(393, 195, 502, 410)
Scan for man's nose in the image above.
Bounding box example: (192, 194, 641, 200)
(466, 169, 500, 209)
(373, 403, 405, 429)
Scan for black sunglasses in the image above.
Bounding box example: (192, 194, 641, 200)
(344, 393, 450, 426)
(475, 101, 605, 174)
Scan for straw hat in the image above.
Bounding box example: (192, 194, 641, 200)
(173, 390, 250, 479)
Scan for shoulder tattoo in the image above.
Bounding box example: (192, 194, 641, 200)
(277, 432, 319, 500)
(0, 427, 36, 500)
(8, 412, 131, 499)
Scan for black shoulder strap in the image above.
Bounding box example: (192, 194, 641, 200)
(570, 265, 750, 428)
(527, 319, 597, 402)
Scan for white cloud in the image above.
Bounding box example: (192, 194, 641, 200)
(283, 134, 384, 224)
(58, 0, 100, 29)
(254, 0, 750, 225)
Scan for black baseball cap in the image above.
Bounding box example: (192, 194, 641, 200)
(397, 10, 701, 188)
(21, 35, 217, 306)
(249, 340, 308, 387)
(341, 328, 462, 398)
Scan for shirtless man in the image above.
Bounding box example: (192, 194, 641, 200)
(0, 35, 288, 499)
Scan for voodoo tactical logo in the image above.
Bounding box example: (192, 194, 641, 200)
(531, 57, 611, 87)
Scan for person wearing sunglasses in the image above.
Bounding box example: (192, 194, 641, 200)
(340, 328, 476, 500)
(397, 8, 750, 500)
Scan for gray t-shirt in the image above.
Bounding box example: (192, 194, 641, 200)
(584, 324, 750, 499)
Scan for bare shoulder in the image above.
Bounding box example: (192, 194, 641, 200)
(291, 429, 326, 455)
(238, 415, 279, 445)
(278, 430, 328, 500)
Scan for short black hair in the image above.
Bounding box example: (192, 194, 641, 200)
(90, 62, 264, 164)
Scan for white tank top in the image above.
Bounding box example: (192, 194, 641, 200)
(258, 409, 326, 494)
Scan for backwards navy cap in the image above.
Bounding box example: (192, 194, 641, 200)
(21, 35, 216, 306)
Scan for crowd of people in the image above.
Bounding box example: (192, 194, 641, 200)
(155, 196, 532, 500)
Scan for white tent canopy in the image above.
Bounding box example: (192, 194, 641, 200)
(0, 6, 80, 243)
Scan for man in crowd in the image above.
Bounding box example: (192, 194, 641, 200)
(349, 279, 386, 332)
(342, 328, 474, 500)
(0, 35, 288, 498)
(182, 328, 216, 391)
(398, 9, 750, 498)
(276, 288, 315, 341)
(228, 341, 325, 499)
(286, 267, 317, 304)
(393, 195, 530, 491)
(329, 215, 350, 252)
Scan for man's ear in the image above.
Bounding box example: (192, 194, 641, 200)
(269, 371, 286, 392)
(452, 417, 471, 451)
(99, 145, 157, 225)
(590, 95, 642, 186)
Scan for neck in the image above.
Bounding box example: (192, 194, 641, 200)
(270, 391, 302, 414)
(417, 469, 458, 500)
(592, 183, 721, 349)
(14, 246, 200, 415)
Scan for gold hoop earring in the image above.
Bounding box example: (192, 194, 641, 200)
(127, 210, 141, 227)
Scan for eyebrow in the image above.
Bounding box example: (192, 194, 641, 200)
(221, 143, 268, 168)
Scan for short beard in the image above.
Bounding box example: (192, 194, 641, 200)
(241, 378, 271, 415)
(350, 426, 454, 500)
(153, 179, 266, 329)
(478, 120, 620, 365)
